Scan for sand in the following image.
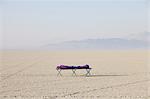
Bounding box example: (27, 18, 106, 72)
(0, 50, 150, 99)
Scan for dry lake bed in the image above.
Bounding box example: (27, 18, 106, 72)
(0, 50, 150, 99)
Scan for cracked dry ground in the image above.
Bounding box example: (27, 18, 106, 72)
(0, 51, 149, 99)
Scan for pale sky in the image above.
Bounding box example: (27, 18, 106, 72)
(0, 0, 149, 49)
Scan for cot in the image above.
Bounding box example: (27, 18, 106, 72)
(56, 64, 92, 76)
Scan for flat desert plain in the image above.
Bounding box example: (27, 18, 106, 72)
(0, 50, 150, 99)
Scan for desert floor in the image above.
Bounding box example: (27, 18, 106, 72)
(0, 50, 150, 99)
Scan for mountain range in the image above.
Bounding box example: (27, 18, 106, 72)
(43, 38, 149, 50)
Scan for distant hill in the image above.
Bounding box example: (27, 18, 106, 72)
(43, 38, 149, 50)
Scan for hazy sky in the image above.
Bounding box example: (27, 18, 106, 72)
(0, 0, 149, 49)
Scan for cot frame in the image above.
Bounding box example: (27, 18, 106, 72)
(56, 68, 92, 76)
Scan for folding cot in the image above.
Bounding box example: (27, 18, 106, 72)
(56, 64, 92, 76)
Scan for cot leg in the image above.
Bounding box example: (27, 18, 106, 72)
(86, 69, 91, 76)
(57, 69, 62, 76)
(72, 69, 77, 76)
